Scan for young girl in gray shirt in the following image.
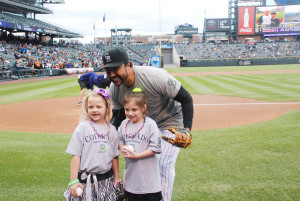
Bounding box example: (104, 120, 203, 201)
(118, 88, 162, 201)
(64, 89, 121, 201)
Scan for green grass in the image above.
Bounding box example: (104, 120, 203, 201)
(176, 73, 300, 102)
(0, 65, 300, 200)
(172, 110, 300, 201)
(0, 77, 79, 105)
(1, 65, 300, 105)
(166, 64, 300, 73)
(0, 111, 299, 200)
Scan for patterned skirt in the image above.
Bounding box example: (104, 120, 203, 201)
(63, 173, 117, 201)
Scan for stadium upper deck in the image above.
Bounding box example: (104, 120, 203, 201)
(0, 0, 82, 39)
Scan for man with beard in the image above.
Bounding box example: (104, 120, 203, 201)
(102, 47, 194, 201)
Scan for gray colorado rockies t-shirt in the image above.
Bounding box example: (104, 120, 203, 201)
(118, 117, 162, 194)
(110, 66, 183, 129)
(66, 120, 119, 174)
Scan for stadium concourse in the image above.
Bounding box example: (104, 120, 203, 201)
(0, 70, 300, 134)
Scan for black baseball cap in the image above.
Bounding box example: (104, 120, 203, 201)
(102, 47, 129, 68)
(271, 12, 276, 15)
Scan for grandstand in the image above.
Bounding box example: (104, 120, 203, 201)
(1, 0, 300, 81)
(175, 42, 300, 60)
(0, 0, 82, 40)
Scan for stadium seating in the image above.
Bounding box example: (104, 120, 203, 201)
(174, 42, 300, 60)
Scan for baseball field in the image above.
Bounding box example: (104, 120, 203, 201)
(0, 64, 299, 200)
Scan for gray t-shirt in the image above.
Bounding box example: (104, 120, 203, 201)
(66, 120, 119, 174)
(118, 117, 162, 194)
(110, 66, 183, 129)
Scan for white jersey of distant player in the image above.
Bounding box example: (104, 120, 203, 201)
(262, 15, 272, 25)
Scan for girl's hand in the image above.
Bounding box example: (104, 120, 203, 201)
(122, 148, 137, 159)
(114, 179, 122, 188)
(70, 183, 84, 197)
(120, 146, 130, 157)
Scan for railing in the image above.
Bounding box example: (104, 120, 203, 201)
(0, 70, 12, 80)
(0, 67, 105, 81)
(12, 68, 50, 79)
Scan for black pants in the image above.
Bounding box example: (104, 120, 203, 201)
(125, 191, 162, 201)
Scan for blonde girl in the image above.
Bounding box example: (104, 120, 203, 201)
(64, 89, 121, 201)
(118, 88, 162, 201)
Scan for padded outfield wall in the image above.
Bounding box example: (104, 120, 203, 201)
(180, 56, 300, 67)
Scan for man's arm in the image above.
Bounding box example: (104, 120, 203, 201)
(276, 19, 280, 27)
(111, 108, 126, 129)
(258, 16, 263, 25)
(174, 86, 194, 130)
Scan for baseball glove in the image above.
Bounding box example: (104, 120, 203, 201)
(162, 127, 192, 148)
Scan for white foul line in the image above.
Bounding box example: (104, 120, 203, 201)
(194, 102, 300, 106)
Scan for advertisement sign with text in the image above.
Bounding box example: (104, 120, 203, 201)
(0, 21, 15, 29)
(150, 55, 161, 68)
(266, 0, 300, 6)
(238, 7, 255, 35)
(205, 19, 231, 31)
(255, 5, 300, 33)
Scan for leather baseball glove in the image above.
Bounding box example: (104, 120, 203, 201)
(162, 127, 192, 148)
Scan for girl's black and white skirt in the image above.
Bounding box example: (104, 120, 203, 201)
(64, 170, 117, 201)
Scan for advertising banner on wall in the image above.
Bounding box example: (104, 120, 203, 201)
(237, 60, 252, 66)
(238, 7, 255, 35)
(266, 0, 300, 6)
(255, 5, 300, 33)
(150, 55, 161, 68)
(205, 19, 231, 31)
(161, 44, 173, 49)
(206, 36, 229, 41)
(0, 21, 15, 29)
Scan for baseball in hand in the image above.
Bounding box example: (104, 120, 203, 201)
(125, 145, 134, 152)
(76, 187, 83, 196)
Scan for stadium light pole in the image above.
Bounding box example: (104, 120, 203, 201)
(93, 20, 96, 47)
(159, 0, 162, 67)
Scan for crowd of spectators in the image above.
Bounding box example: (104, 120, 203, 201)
(0, 41, 105, 72)
(1, 36, 300, 79)
(0, 38, 157, 75)
(175, 41, 300, 60)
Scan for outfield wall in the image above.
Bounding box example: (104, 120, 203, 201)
(180, 56, 300, 67)
(0, 67, 104, 81)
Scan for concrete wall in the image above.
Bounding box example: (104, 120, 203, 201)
(172, 46, 180, 67)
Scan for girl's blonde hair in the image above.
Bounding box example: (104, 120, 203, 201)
(79, 89, 112, 124)
(124, 88, 148, 115)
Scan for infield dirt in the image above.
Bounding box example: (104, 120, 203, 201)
(0, 70, 299, 134)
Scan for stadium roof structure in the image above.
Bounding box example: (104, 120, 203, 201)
(110, 28, 132, 32)
(176, 23, 193, 28)
(0, 0, 52, 14)
(0, 0, 82, 38)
